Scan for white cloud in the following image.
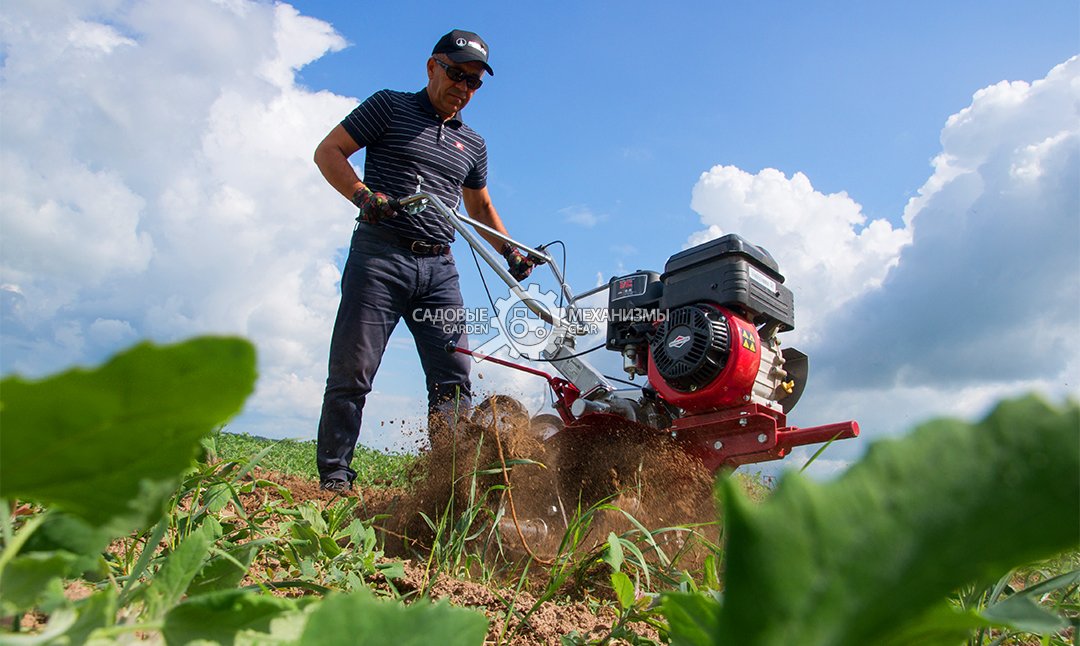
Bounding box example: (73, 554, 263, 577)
(688, 166, 911, 345)
(0, 1, 356, 434)
(815, 56, 1080, 392)
(560, 204, 608, 228)
(687, 56, 1080, 450)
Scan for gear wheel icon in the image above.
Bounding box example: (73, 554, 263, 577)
(474, 284, 565, 360)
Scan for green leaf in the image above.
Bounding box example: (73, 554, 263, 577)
(973, 568, 1080, 634)
(287, 523, 322, 561)
(981, 592, 1068, 632)
(0, 607, 78, 645)
(376, 560, 405, 580)
(602, 532, 624, 573)
(712, 395, 1080, 645)
(233, 608, 311, 645)
(62, 588, 118, 646)
(878, 602, 997, 646)
(0, 337, 257, 531)
(145, 523, 215, 619)
(296, 589, 488, 646)
(201, 482, 233, 514)
(702, 554, 721, 591)
(611, 571, 635, 610)
(0, 552, 76, 614)
(662, 592, 722, 646)
(188, 542, 264, 596)
(19, 512, 112, 577)
(162, 589, 299, 645)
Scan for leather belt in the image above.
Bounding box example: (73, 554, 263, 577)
(404, 239, 450, 256)
(365, 225, 450, 256)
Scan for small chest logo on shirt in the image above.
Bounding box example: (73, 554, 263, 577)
(454, 141, 465, 151)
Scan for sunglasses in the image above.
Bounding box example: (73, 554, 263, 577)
(433, 58, 484, 90)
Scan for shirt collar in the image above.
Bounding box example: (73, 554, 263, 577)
(415, 88, 463, 128)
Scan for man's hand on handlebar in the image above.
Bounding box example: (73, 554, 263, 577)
(352, 187, 397, 224)
(501, 242, 547, 281)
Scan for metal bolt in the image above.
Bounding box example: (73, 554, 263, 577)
(739, 418, 748, 427)
(671, 431, 677, 438)
(713, 440, 723, 450)
(743, 394, 751, 401)
(757, 433, 768, 444)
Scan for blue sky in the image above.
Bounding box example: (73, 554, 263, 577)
(2, 0, 1077, 476)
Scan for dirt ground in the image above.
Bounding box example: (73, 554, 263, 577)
(257, 397, 723, 645)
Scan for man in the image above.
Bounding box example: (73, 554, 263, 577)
(313, 29, 541, 493)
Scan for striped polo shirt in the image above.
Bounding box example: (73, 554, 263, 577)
(341, 88, 488, 244)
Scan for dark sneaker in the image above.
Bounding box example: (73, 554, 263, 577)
(320, 478, 352, 495)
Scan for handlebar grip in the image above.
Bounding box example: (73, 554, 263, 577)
(387, 198, 402, 212)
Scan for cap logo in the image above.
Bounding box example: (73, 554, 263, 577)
(455, 37, 467, 47)
(469, 40, 488, 56)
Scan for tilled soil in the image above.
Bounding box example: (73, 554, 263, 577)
(249, 397, 724, 644)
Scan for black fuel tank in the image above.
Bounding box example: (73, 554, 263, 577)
(660, 234, 795, 331)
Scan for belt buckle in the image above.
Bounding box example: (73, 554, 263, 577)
(409, 240, 429, 254)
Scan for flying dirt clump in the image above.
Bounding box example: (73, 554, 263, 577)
(379, 395, 720, 566)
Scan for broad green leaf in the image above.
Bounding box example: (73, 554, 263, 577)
(0, 337, 256, 530)
(662, 592, 722, 646)
(145, 523, 215, 619)
(0, 552, 75, 614)
(287, 523, 322, 560)
(376, 560, 405, 580)
(234, 609, 311, 645)
(162, 589, 299, 645)
(61, 588, 118, 646)
(602, 531, 624, 573)
(19, 512, 113, 577)
(296, 589, 488, 646)
(187, 543, 264, 596)
(611, 571, 635, 610)
(201, 482, 234, 514)
(707, 395, 1079, 645)
(297, 503, 327, 534)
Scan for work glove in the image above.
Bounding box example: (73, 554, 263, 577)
(501, 242, 546, 281)
(352, 187, 397, 225)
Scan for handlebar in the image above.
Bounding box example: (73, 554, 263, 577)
(392, 192, 578, 329)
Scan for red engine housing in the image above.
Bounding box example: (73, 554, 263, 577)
(647, 305, 761, 414)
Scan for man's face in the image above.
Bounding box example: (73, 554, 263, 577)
(426, 56, 486, 119)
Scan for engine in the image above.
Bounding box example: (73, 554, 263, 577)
(606, 234, 806, 415)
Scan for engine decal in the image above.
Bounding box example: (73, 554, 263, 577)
(669, 334, 692, 349)
(740, 328, 758, 353)
(748, 265, 778, 293)
(611, 274, 647, 300)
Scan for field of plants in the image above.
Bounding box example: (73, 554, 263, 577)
(1, 337, 1078, 645)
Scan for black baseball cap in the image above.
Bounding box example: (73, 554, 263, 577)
(432, 29, 493, 76)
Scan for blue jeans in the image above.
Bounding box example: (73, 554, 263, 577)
(317, 224, 473, 483)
